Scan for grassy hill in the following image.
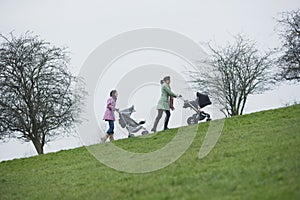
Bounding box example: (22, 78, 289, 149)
(0, 105, 300, 200)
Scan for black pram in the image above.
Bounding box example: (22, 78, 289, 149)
(182, 92, 212, 125)
(118, 105, 149, 137)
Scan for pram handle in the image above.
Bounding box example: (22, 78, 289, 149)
(177, 96, 188, 102)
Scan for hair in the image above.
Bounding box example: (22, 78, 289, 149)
(110, 90, 117, 97)
(161, 76, 170, 84)
(163, 76, 170, 81)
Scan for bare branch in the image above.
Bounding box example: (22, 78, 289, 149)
(275, 9, 300, 82)
(188, 34, 276, 117)
(0, 32, 85, 154)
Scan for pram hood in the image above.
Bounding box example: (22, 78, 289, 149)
(183, 93, 212, 110)
(196, 92, 212, 108)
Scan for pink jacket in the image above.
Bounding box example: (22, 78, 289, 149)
(103, 97, 116, 121)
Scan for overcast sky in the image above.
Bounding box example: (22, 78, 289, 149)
(1, 0, 300, 161)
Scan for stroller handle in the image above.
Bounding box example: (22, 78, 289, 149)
(179, 96, 202, 112)
(177, 96, 188, 102)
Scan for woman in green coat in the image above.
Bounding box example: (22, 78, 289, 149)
(151, 76, 180, 132)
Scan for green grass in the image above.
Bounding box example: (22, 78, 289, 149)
(1, 105, 300, 199)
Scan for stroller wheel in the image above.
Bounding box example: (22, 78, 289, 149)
(187, 117, 198, 125)
(141, 130, 149, 135)
(128, 134, 135, 138)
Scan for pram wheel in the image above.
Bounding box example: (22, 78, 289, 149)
(187, 117, 198, 125)
(128, 134, 135, 138)
(141, 130, 149, 135)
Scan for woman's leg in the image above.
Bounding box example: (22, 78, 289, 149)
(151, 109, 163, 132)
(102, 120, 114, 142)
(164, 110, 171, 130)
(109, 134, 114, 141)
(108, 120, 114, 141)
(101, 134, 109, 142)
(107, 120, 114, 134)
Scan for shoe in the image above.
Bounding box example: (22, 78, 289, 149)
(164, 127, 169, 131)
(151, 128, 156, 132)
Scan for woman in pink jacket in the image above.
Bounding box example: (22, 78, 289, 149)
(101, 90, 118, 142)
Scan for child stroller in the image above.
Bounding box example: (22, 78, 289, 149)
(181, 92, 212, 125)
(117, 105, 149, 138)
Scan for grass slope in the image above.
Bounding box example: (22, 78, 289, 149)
(0, 105, 300, 200)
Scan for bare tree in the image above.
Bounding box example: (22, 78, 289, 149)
(276, 9, 300, 81)
(0, 32, 84, 154)
(190, 35, 275, 117)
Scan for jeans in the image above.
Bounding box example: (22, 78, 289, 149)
(106, 120, 114, 135)
(151, 109, 171, 131)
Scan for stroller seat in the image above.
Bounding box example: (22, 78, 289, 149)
(118, 105, 149, 137)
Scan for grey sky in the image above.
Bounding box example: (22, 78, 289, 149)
(0, 0, 300, 161)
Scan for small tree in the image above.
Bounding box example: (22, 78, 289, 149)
(0, 32, 84, 154)
(190, 35, 275, 117)
(276, 9, 300, 81)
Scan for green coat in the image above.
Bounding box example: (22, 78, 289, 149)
(157, 83, 177, 110)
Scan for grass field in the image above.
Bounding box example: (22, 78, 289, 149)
(0, 105, 300, 199)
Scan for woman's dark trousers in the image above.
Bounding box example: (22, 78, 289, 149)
(151, 109, 171, 132)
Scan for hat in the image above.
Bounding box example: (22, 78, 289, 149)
(163, 76, 170, 81)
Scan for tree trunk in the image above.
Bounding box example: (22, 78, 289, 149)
(30, 114, 44, 154)
(31, 137, 44, 154)
(239, 97, 248, 115)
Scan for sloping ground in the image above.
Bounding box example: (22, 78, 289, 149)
(0, 105, 299, 199)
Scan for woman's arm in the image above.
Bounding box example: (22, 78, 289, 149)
(163, 84, 177, 97)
